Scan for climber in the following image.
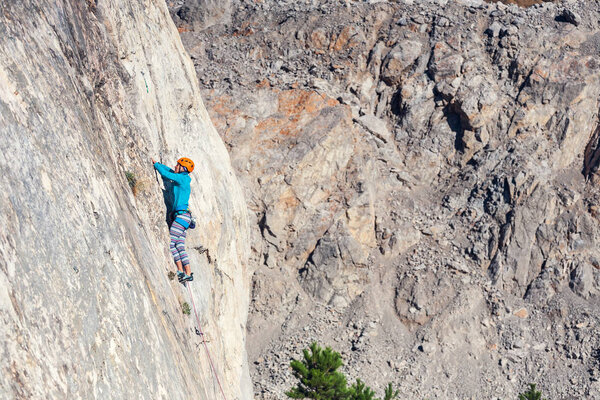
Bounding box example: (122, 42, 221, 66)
(152, 157, 195, 283)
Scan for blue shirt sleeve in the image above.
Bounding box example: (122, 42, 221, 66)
(154, 162, 187, 185)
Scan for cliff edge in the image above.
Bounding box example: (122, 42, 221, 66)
(0, 0, 251, 398)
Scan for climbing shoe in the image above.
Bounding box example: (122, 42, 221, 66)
(179, 273, 194, 283)
(176, 271, 186, 281)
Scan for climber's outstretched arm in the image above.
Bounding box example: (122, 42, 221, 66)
(154, 161, 186, 184)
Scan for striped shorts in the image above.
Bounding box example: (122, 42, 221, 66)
(169, 212, 191, 267)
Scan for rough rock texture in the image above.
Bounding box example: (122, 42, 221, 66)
(169, 0, 232, 32)
(173, 0, 600, 398)
(0, 1, 251, 399)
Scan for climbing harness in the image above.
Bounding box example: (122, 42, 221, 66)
(171, 209, 196, 229)
(172, 209, 191, 218)
(186, 283, 228, 400)
(172, 208, 190, 215)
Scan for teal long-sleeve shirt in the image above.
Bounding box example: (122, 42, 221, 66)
(154, 162, 191, 211)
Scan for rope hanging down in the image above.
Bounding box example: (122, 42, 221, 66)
(186, 283, 228, 400)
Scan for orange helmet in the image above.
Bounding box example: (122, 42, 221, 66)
(177, 157, 194, 173)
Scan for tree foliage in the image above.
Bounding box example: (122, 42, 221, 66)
(286, 342, 348, 400)
(286, 343, 551, 400)
(382, 383, 400, 400)
(349, 379, 376, 400)
(286, 342, 398, 400)
(518, 383, 547, 400)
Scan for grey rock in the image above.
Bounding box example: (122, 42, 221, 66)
(486, 21, 503, 37)
(175, 0, 232, 30)
(381, 39, 423, 85)
(171, 0, 600, 398)
(397, 17, 408, 26)
(355, 114, 391, 143)
(570, 263, 598, 299)
(558, 8, 581, 26)
(419, 341, 437, 355)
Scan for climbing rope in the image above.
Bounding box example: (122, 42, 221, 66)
(186, 283, 228, 400)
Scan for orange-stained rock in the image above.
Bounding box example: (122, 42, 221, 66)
(256, 79, 270, 89)
(330, 25, 363, 52)
(513, 308, 528, 318)
(309, 28, 329, 50)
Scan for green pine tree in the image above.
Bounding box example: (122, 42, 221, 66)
(518, 383, 547, 400)
(285, 342, 350, 400)
(286, 342, 399, 400)
(382, 383, 399, 400)
(348, 379, 376, 400)
(347, 379, 399, 400)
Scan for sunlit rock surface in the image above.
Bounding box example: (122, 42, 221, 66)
(173, 0, 600, 398)
(0, 1, 251, 398)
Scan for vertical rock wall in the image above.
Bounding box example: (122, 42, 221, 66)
(0, 0, 251, 399)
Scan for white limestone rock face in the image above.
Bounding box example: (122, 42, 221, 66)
(0, 1, 250, 399)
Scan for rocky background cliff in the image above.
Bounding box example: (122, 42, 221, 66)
(169, 0, 600, 398)
(0, 1, 251, 399)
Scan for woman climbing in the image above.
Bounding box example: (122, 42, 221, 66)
(152, 157, 195, 283)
